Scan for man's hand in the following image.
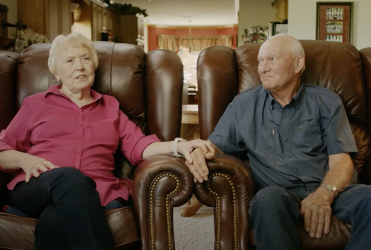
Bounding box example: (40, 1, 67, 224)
(177, 139, 216, 164)
(184, 148, 212, 183)
(300, 187, 335, 239)
(19, 154, 58, 182)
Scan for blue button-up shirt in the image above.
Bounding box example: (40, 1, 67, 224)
(208, 83, 358, 190)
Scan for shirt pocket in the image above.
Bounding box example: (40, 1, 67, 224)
(294, 114, 324, 150)
(300, 114, 321, 128)
(254, 125, 279, 164)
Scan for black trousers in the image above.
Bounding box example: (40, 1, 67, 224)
(6, 167, 113, 250)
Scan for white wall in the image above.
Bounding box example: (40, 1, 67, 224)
(289, 0, 371, 50)
(0, 0, 17, 38)
(238, 0, 276, 46)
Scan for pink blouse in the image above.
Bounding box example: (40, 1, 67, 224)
(0, 85, 160, 206)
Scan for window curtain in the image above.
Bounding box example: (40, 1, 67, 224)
(158, 34, 233, 52)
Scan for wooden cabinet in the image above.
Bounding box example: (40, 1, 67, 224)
(15, 0, 147, 51)
(118, 15, 137, 45)
(91, 2, 148, 52)
(118, 14, 147, 51)
(90, 0, 119, 42)
(17, 0, 70, 41)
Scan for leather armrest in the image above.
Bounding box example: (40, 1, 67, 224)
(132, 155, 193, 250)
(194, 154, 254, 250)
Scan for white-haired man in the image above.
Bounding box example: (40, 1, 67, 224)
(189, 35, 371, 250)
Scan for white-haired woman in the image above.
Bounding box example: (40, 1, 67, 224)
(0, 33, 214, 250)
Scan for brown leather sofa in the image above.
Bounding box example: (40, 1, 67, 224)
(195, 41, 371, 250)
(0, 42, 193, 250)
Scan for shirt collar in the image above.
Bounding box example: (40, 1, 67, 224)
(44, 84, 102, 102)
(291, 83, 305, 109)
(268, 83, 305, 110)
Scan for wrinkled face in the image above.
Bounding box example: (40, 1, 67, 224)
(257, 40, 297, 93)
(55, 46, 95, 93)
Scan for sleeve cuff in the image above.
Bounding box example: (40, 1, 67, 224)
(327, 145, 358, 159)
(129, 134, 161, 165)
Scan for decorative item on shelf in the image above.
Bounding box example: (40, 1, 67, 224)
(102, 0, 148, 17)
(242, 26, 268, 44)
(101, 26, 108, 41)
(14, 27, 49, 53)
(269, 19, 288, 37)
(1, 20, 27, 51)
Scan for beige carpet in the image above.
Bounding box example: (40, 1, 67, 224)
(173, 205, 215, 250)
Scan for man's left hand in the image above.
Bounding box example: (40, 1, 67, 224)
(300, 187, 335, 239)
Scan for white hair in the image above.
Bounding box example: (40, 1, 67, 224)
(48, 32, 99, 75)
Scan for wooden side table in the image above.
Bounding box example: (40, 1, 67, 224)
(181, 104, 199, 140)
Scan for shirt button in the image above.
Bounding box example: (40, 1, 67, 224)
(79, 123, 82, 126)
(284, 138, 288, 141)
(283, 114, 287, 117)
(77, 150, 80, 153)
(288, 154, 292, 158)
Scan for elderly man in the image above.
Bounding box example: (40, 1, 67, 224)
(188, 35, 371, 250)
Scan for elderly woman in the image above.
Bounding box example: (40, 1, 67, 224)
(0, 33, 214, 250)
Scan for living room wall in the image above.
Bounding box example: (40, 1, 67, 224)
(289, 0, 371, 49)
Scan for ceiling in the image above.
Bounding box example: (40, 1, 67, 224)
(113, 0, 238, 26)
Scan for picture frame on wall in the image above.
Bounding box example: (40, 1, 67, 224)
(274, 24, 288, 35)
(316, 2, 353, 44)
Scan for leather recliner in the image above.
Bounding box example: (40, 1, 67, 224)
(0, 42, 193, 250)
(195, 41, 371, 250)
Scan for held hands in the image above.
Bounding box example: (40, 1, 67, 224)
(19, 153, 58, 182)
(300, 187, 335, 239)
(176, 139, 216, 164)
(176, 139, 216, 183)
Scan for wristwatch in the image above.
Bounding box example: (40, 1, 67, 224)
(320, 183, 337, 195)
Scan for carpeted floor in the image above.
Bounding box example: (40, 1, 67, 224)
(173, 205, 214, 250)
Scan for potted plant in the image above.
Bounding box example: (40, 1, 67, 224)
(102, 0, 148, 17)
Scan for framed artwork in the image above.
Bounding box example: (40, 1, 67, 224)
(316, 2, 353, 44)
(242, 26, 268, 44)
(274, 24, 288, 35)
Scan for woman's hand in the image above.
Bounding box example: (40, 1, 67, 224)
(19, 154, 59, 182)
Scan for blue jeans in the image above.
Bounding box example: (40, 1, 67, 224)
(6, 167, 113, 250)
(249, 183, 371, 250)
